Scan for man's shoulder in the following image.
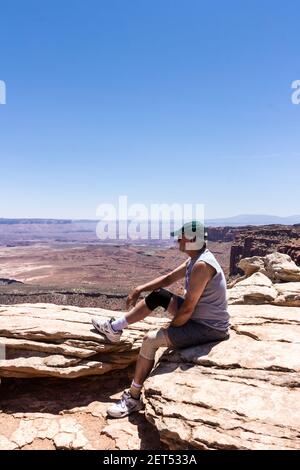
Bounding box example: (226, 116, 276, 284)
(191, 260, 214, 275)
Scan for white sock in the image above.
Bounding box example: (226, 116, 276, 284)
(130, 381, 142, 399)
(111, 316, 128, 332)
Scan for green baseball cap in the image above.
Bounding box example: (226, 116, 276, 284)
(170, 220, 208, 240)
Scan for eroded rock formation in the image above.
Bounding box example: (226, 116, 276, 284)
(144, 304, 300, 450)
(0, 367, 162, 450)
(0, 304, 166, 378)
(227, 253, 300, 306)
(229, 226, 300, 275)
(1, 250, 300, 450)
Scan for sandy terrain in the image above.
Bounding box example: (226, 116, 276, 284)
(0, 242, 231, 292)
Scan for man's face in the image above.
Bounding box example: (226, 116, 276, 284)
(177, 234, 196, 252)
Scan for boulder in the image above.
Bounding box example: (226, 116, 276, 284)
(238, 256, 265, 276)
(227, 272, 278, 304)
(264, 252, 300, 282)
(0, 303, 166, 378)
(144, 304, 300, 450)
(273, 282, 300, 307)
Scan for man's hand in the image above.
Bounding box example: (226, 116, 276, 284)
(126, 287, 141, 310)
(125, 260, 188, 311)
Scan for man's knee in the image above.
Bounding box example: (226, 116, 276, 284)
(144, 288, 173, 311)
(139, 329, 169, 361)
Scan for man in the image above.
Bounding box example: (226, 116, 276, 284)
(92, 221, 230, 418)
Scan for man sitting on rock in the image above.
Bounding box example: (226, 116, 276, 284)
(92, 221, 230, 418)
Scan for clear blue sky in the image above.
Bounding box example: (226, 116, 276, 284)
(0, 0, 299, 219)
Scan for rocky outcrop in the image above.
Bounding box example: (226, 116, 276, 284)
(264, 252, 300, 282)
(227, 275, 300, 307)
(0, 278, 23, 286)
(206, 227, 237, 242)
(238, 252, 300, 282)
(237, 256, 266, 276)
(226, 272, 278, 304)
(1, 252, 300, 450)
(0, 304, 166, 378)
(2, 303, 299, 450)
(273, 282, 300, 307)
(144, 253, 300, 449)
(0, 366, 162, 450)
(229, 226, 300, 275)
(144, 304, 300, 450)
(227, 253, 300, 306)
(0, 284, 129, 310)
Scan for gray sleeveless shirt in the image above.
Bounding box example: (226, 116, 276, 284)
(184, 248, 230, 331)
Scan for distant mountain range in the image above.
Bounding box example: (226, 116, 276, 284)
(205, 214, 300, 226)
(0, 214, 300, 227)
(0, 218, 72, 225)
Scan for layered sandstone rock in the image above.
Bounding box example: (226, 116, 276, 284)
(237, 252, 300, 282)
(144, 304, 300, 450)
(0, 367, 162, 450)
(264, 252, 300, 282)
(226, 272, 278, 304)
(229, 252, 300, 306)
(1, 276, 300, 450)
(273, 282, 300, 307)
(237, 256, 266, 276)
(143, 250, 300, 450)
(0, 304, 166, 378)
(229, 226, 300, 276)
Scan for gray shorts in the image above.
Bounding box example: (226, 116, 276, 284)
(166, 320, 229, 349)
(166, 295, 229, 349)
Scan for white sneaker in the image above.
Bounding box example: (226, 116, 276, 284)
(107, 391, 144, 418)
(92, 317, 122, 343)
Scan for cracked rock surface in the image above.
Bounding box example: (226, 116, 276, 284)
(144, 304, 300, 450)
(0, 303, 165, 450)
(0, 367, 163, 450)
(1, 289, 300, 449)
(0, 303, 166, 378)
(228, 253, 300, 306)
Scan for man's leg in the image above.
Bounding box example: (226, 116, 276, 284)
(123, 294, 181, 398)
(124, 298, 152, 325)
(107, 328, 172, 417)
(129, 329, 172, 398)
(124, 288, 178, 325)
(95, 289, 175, 337)
(92, 296, 155, 341)
(129, 356, 154, 398)
(124, 289, 182, 327)
(128, 296, 183, 396)
(126, 293, 181, 396)
(92, 289, 178, 344)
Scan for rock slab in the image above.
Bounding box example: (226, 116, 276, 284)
(144, 304, 300, 450)
(0, 303, 166, 378)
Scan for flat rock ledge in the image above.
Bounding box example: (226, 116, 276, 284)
(1, 302, 300, 450)
(144, 304, 300, 450)
(0, 303, 166, 378)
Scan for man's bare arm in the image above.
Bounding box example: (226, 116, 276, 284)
(170, 261, 215, 327)
(126, 260, 188, 309)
